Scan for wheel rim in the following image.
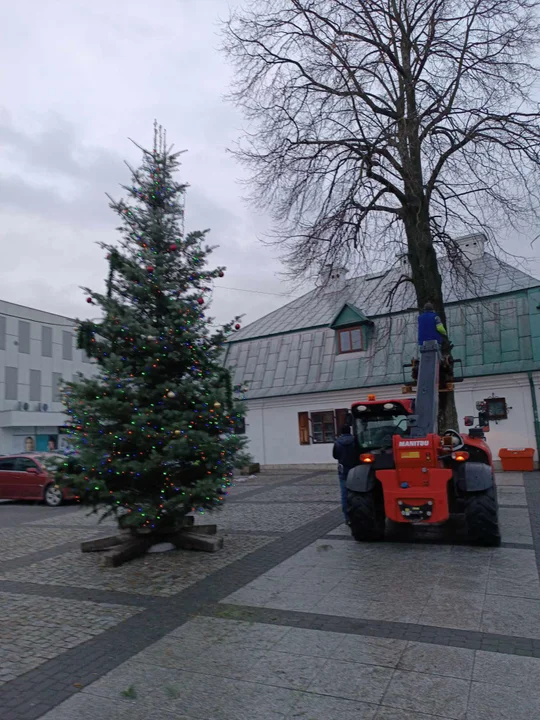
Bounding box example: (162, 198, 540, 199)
(45, 485, 62, 506)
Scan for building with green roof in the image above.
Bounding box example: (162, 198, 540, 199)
(224, 235, 540, 469)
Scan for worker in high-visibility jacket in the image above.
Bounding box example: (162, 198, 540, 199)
(418, 302, 448, 347)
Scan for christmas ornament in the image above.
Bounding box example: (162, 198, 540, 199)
(174, 429, 181, 435)
(169, 244, 177, 251)
(86, 297, 93, 304)
(167, 391, 176, 398)
(214, 402, 221, 408)
(235, 323, 241, 330)
(197, 298, 204, 305)
(147, 266, 154, 273)
(147, 335, 154, 340)
(219, 271, 224, 277)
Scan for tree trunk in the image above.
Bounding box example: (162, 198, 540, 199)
(402, 206, 459, 433)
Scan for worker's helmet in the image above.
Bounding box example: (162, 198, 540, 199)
(423, 302, 434, 312)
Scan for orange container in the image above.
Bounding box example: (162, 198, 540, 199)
(498, 448, 535, 472)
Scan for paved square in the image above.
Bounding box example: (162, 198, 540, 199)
(0, 469, 539, 719)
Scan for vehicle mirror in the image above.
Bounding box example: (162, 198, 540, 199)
(26, 467, 39, 474)
(464, 416, 474, 427)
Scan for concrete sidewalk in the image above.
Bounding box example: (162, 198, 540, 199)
(0, 470, 539, 719)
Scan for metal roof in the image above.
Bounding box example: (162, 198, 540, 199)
(226, 254, 540, 400)
(232, 254, 539, 342)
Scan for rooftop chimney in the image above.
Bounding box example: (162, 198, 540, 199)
(396, 252, 411, 275)
(455, 233, 485, 262)
(321, 265, 348, 293)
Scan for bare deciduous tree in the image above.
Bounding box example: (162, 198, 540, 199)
(223, 0, 540, 429)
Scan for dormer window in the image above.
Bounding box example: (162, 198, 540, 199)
(331, 302, 374, 355)
(338, 327, 363, 354)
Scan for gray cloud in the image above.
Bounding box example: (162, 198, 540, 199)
(0, 0, 293, 328)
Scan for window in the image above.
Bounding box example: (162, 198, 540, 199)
(5, 367, 17, 400)
(338, 327, 363, 354)
(62, 331, 73, 361)
(0, 315, 5, 350)
(15, 457, 39, 472)
(311, 411, 336, 443)
(18, 321, 30, 354)
(0, 458, 15, 471)
(298, 412, 310, 445)
(52, 372, 63, 402)
(29, 370, 41, 402)
(42, 326, 53, 357)
(298, 409, 354, 445)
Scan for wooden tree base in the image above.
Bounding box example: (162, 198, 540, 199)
(81, 522, 223, 568)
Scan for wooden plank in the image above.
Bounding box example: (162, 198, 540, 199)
(172, 532, 224, 553)
(101, 537, 153, 568)
(186, 524, 218, 536)
(81, 535, 124, 553)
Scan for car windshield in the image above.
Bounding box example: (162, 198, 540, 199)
(355, 414, 409, 450)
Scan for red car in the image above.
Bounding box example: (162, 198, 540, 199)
(0, 453, 78, 506)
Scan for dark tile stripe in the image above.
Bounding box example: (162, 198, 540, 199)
(0, 541, 84, 574)
(201, 602, 540, 657)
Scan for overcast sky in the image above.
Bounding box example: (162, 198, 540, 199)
(0, 0, 299, 329)
(0, 0, 539, 330)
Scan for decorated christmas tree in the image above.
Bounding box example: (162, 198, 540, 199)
(59, 124, 248, 538)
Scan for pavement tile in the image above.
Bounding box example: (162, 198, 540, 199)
(374, 709, 452, 720)
(38, 694, 196, 720)
(495, 472, 524, 487)
(245, 649, 328, 690)
(333, 635, 406, 667)
(288, 691, 377, 719)
(473, 650, 540, 689)
(382, 669, 470, 719)
(481, 595, 540, 638)
(498, 507, 533, 544)
(273, 627, 346, 658)
(79, 660, 223, 716)
(307, 659, 394, 703)
(419, 589, 485, 630)
(467, 680, 540, 719)
(398, 642, 475, 679)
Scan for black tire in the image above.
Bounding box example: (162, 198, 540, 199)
(464, 487, 501, 546)
(347, 487, 386, 541)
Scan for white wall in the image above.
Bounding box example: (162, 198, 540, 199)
(244, 372, 539, 468)
(0, 301, 97, 453)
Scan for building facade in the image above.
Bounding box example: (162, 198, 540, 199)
(0, 300, 95, 454)
(225, 236, 540, 470)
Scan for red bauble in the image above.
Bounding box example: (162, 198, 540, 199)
(235, 323, 241, 330)
(106, 253, 111, 259)
(198, 298, 204, 305)
(169, 244, 177, 252)
(86, 297, 93, 304)
(219, 271, 224, 278)
(147, 266, 154, 273)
